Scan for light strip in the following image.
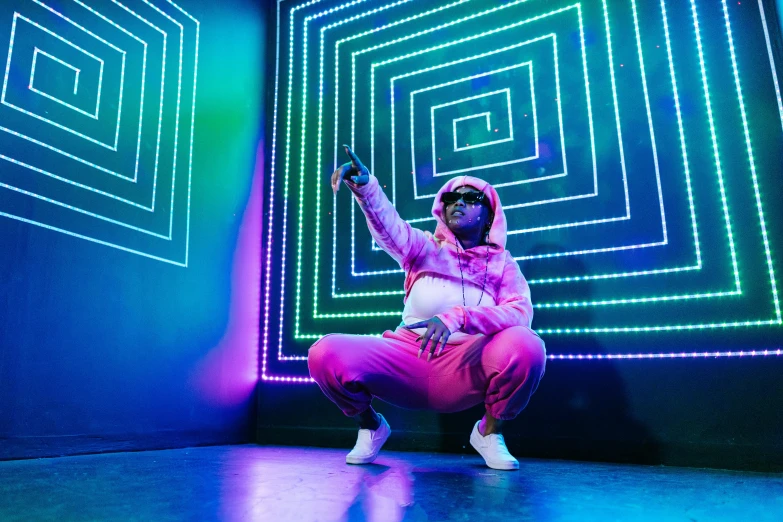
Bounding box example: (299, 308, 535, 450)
(324, 0, 747, 321)
(549, 349, 783, 360)
(43, 0, 181, 221)
(321, 0, 691, 311)
(37, 0, 155, 186)
(371, 5, 603, 211)
(0, 210, 187, 265)
(0, 0, 198, 264)
(756, 0, 783, 134)
(366, 61, 545, 255)
(0, 2, 161, 211)
(61, 0, 182, 225)
(141, 0, 187, 245)
(332, 0, 470, 175)
(352, 3, 664, 278)
(1, 0, 152, 191)
(164, 0, 200, 268)
(348, 5, 651, 279)
(2, 13, 124, 151)
(272, 0, 441, 359)
(0, 0, 180, 237)
(720, 0, 781, 319)
(327, 1, 484, 288)
(290, 0, 476, 358)
(412, 55, 557, 195)
(332, 0, 702, 293)
(690, 0, 741, 293)
(451, 111, 512, 152)
(283, 0, 372, 358)
(294, 0, 374, 347)
(499, 0, 702, 286)
(29, 47, 97, 116)
(262, 347, 783, 383)
(315, 0, 745, 322)
(538, 320, 782, 334)
(514, 0, 769, 316)
(274, 0, 326, 363)
(29, 0, 128, 153)
(318, 4, 646, 324)
(390, 41, 553, 203)
(261, 0, 287, 375)
(325, 0, 469, 297)
(262, 0, 780, 374)
(428, 79, 536, 178)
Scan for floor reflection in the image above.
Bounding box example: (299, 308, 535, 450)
(339, 457, 542, 521)
(21, 445, 757, 522)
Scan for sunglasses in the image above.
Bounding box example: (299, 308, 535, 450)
(441, 191, 487, 205)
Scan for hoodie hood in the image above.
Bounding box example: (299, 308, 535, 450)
(431, 175, 508, 250)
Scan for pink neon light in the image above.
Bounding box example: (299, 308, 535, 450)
(548, 349, 783, 360)
(262, 349, 783, 383)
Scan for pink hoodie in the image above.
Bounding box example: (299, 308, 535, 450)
(346, 174, 533, 336)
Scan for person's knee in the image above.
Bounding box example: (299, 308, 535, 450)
(496, 326, 547, 374)
(307, 334, 346, 380)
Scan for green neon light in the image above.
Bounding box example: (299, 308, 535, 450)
(319, 1, 691, 308)
(267, 0, 779, 343)
(298, 0, 727, 330)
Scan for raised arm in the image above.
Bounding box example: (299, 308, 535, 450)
(333, 146, 427, 270)
(435, 251, 534, 335)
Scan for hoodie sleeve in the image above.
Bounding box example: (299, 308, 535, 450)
(345, 175, 428, 270)
(435, 251, 534, 335)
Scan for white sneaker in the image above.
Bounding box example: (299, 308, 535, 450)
(470, 420, 520, 470)
(346, 414, 391, 465)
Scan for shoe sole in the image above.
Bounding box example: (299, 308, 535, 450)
(345, 423, 391, 465)
(345, 454, 378, 465)
(470, 429, 520, 471)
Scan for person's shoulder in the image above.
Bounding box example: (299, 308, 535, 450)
(424, 230, 442, 245)
(501, 249, 523, 272)
(415, 231, 447, 257)
(499, 248, 515, 261)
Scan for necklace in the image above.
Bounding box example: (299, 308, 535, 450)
(455, 241, 490, 306)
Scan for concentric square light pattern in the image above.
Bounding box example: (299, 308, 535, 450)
(262, 0, 783, 381)
(0, 0, 200, 266)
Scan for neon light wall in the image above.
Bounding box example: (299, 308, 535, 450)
(0, 0, 267, 452)
(262, 0, 783, 383)
(0, 0, 198, 265)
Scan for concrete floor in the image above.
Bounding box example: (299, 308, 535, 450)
(0, 445, 781, 521)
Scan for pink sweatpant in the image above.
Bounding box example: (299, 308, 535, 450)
(308, 326, 546, 421)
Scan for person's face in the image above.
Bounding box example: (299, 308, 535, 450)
(443, 186, 491, 239)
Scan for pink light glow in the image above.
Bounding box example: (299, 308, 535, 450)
(189, 141, 265, 403)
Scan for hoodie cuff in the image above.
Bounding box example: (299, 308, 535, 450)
(344, 173, 378, 197)
(435, 308, 464, 334)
